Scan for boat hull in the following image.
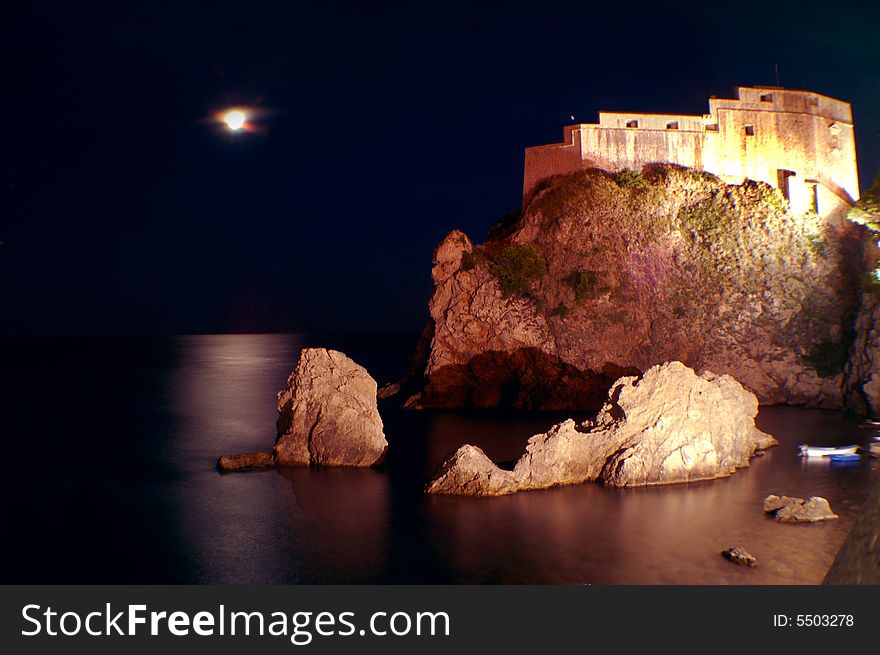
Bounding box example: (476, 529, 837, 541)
(799, 445, 859, 458)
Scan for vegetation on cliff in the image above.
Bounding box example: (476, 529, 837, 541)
(488, 244, 547, 296)
(420, 164, 864, 409)
(847, 174, 880, 296)
(849, 174, 880, 231)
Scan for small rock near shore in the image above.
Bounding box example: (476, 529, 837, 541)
(763, 494, 839, 523)
(217, 451, 275, 472)
(721, 546, 757, 567)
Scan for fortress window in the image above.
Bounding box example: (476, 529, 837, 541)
(743, 125, 755, 136)
(666, 121, 679, 130)
(626, 119, 639, 128)
(807, 182, 819, 213)
(760, 93, 773, 103)
(777, 169, 795, 202)
(808, 96, 818, 107)
(705, 123, 719, 132)
(828, 122, 841, 150)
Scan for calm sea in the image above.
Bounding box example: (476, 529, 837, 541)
(1, 334, 877, 584)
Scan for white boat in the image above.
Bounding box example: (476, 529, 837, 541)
(799, 445, 860, 458)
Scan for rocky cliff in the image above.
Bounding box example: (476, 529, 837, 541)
(409, 165, 866, 410)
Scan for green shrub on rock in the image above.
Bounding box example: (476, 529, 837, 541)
(488, 210, 523, 241)
(461, 249, 487, 272)
(613, 169, 645, 188)
(803, 339, 850, 378)
(563, 270, 599, 302)
(550, 303, 569, 318)
(489, 244, 547, 296)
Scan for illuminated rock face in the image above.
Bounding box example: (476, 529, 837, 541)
(426, 361, 777, 496)
(413, 166, 861, 410)
(273, 348, 387, 467)
(523, 86, 859, 222)
(219, 349, 388, 469)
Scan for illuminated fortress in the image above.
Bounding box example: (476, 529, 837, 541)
(523, 86, 859, 220)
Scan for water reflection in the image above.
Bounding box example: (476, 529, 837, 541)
(167, 334, 305, 583)
(166, 336, 880, 584)
(3, 334, 876, 584)
(167, 334, 393, 583)
(420, 408, 879, 584)
(278, 467, 391, 583)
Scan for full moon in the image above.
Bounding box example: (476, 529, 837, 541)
(224, 110, 246, 131)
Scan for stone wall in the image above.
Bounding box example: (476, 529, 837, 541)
(523, 86, 860, 221)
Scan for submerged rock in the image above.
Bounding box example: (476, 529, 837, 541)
(427, 361, 776, 495)
(217, 451, 275, 471)
(274, 348, 387, 467)
(764, 494, 839, 523)
(721, 546, 758, 567)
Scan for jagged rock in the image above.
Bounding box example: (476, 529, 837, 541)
(426, 445, 518, 497)
(824, 482, 880, 584)
(416, 167, 863, 410)
(377, 382, 400, 400)
(845, 292, 880, 416)
(764, 494, 839, 523)
(427, 361, 777, 495)
(273, 348, 387, 467)
(217, 451, 275, 471)
(763, 495, 800, 513)
(721, 546, 757, 567)
(431, 229, 473, 285)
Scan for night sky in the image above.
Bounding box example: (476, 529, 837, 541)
(3, 1, 879, 335)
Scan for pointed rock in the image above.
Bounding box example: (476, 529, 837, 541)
(274, 348, 388, 467)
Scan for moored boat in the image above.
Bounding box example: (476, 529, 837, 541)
(828, 453, 861, 463)
(798, 445, 859, 458)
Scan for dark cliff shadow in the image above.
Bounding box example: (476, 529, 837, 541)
(417, 347, 640, 411)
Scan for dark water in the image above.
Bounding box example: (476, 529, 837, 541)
(1, 334, 878, 584)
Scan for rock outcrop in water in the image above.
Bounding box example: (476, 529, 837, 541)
(763, 495, 839, 523)
(274, 348, 387, 467)
(217, 452, 275, 471)
(408, 166, 864, 411)
(721, 546, 758, 567)
(218, 348, 387, 470)
(427, 361, 777, 496)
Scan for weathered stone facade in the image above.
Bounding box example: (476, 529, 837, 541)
(524, 86, 859, 221)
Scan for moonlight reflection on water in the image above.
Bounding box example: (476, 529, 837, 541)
(0, 334, 876, 584)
